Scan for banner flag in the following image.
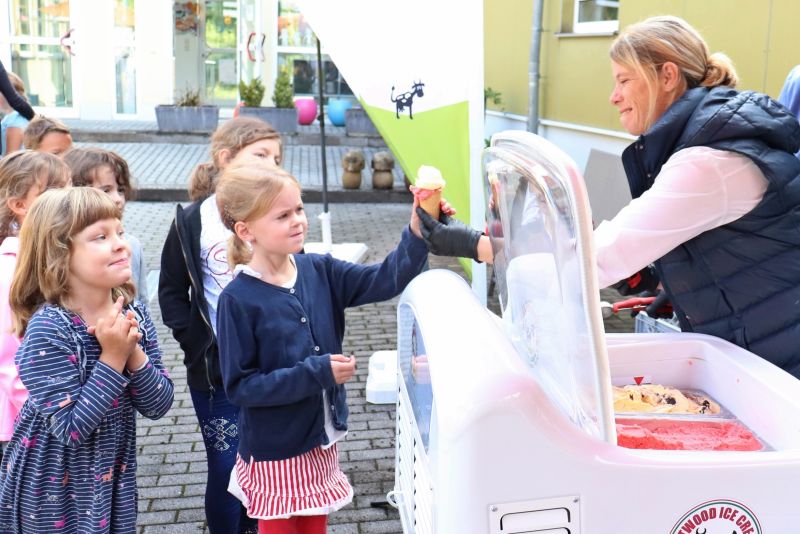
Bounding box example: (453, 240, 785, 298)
(294, 0, 485, 286)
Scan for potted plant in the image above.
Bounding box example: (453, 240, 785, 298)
(345, 106, 379, 136)
(155, 87, 219, 133)
(237, 70, 299, 133)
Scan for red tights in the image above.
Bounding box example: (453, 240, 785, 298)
(258, 515, 327, 534)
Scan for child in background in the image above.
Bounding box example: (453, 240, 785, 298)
(0, 60, 34, 122)
(0, 187, 174, 533)
(64, 147, 148, 301)
(0, 151, 70, 457)
(22, 115, 73, 156)
(159, 116, 281, 534)
(214, 160, 430, 533)
(0, 72, 30, 156)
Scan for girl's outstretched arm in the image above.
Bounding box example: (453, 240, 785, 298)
(16, 309, 131, 447)
(126, 305, 174, 419)
(330, 225, 429, 309)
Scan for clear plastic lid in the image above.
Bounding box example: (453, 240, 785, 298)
(485, 131, 615, 443)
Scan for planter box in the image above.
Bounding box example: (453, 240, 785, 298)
(239, 107, 298, 134)
(345, 107, 379, 136)
(155, 105, 219, 133)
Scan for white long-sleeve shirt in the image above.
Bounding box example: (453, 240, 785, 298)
(594, 146, 768, 288)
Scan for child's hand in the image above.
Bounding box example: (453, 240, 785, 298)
(409, 195, 456, 239)
(95, 297, 140, 374)
(330, 354, 356, 385)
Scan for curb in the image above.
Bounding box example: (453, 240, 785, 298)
(136, 187, 413, 204)
(71, 130, 388, 147)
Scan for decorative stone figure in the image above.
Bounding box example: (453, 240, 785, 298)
(341, 149, 365, 189)
(371, 151, 395, 190)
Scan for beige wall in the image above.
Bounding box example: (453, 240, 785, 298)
(483, 0, 534, 116)
(484, 0, 800, 131)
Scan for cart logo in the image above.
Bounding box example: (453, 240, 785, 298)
(670, 500, 761, 534)
(390, 81, 425, 119)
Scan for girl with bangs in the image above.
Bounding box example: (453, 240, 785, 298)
(0, 188, 174, 533)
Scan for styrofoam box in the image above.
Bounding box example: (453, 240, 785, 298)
(366, 350, 398, 404)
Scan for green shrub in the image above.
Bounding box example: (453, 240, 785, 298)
(272, 68, 294, 108)
(239, 77, 266, 107)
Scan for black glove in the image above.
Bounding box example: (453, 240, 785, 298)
(644, 291, 673, 319)
(612, 265, 659, 296)
(416, 207, 483, 261)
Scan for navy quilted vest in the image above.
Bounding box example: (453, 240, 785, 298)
(621, 86, 800, 377)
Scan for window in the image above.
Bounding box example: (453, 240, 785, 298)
(573, 0, 619, 34)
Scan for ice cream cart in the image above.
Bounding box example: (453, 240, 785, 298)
(390, 131, 800, 533)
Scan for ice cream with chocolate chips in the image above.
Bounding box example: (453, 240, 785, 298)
(613, 384, 721, 415)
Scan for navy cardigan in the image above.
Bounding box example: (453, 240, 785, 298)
(217, 226, 428, 461)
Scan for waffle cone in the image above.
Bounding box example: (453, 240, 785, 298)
(419, 189, 441, 220)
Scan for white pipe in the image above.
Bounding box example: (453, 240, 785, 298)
(318, 211, 332, 252)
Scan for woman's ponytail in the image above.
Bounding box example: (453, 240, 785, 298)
(701, 52, 739, 88)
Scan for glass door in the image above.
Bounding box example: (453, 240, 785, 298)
(113, 0, 136, 115)
(8, 0, 75, 112)
(276, 1, 352, 101)
(202, 0, 238, 106)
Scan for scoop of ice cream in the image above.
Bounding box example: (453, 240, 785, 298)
(616, 418, 763, 451)
(415, 165, 446, 191)
(613, 384, 721, 415)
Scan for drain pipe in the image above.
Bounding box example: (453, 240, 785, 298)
(527, 0, 544, 134)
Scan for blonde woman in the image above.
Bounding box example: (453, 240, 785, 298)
(418, 16, 800, 377)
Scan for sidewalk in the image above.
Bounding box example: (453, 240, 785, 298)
(66, 118, 412, 203)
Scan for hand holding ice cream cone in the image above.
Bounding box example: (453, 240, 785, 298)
(410, 165, 446, 220)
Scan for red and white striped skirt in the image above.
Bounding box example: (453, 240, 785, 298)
(229, 444, 353, 520)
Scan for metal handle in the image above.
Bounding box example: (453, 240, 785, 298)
(60, 28, 76, 56)
(258, 33, 266, 62)
(246, 31, 256, 62)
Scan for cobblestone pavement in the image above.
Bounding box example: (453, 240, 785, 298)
(80, 143, 405, 193)
(124, 200, 635, 533)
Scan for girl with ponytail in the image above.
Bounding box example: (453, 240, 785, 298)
(158, 116, 282, 534)
(419, 15, 800, 378)
(214, 159, 429, 533)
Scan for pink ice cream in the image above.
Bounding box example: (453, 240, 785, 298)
(616, 418, 763, 452)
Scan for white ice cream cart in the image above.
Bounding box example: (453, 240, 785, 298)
(390, 131, 800, 533)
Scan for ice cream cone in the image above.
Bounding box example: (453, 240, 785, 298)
(419, 189, 442, 220)
(413, 165, 446, 220)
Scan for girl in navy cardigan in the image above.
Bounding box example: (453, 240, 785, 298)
(214, 159, 431, 533)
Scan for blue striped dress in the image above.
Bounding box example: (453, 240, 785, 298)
(0, 302, 174, 533)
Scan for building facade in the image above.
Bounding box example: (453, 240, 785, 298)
(0, 0, 352, 121)
(484, 0, 800, 172)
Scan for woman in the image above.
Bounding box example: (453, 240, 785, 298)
(418, 16, 800, 377)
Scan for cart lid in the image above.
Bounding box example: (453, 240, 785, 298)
(484, 131, 615, 443)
